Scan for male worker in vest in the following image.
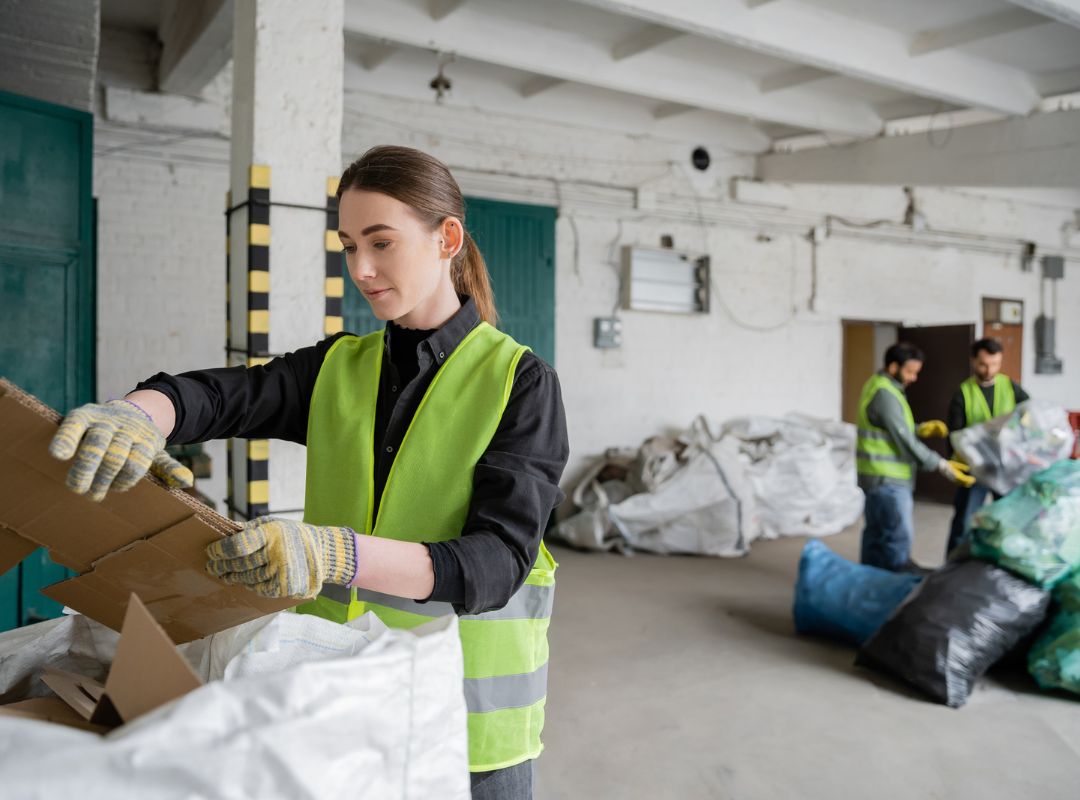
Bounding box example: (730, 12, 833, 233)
(943, 336, 1029, 555)
(856, 342, 975, 572)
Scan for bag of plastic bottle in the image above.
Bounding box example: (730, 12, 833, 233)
(1027, 609, 1080, 697)
(793, 540, 921, 646)
(950, 400, 1075, 495)
(856, 560, 1050, 708)
(968, 460, 1080, 589)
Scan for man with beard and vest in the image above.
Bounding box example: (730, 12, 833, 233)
(943, 336, 1029, 555)
(856, 342, 975, 572)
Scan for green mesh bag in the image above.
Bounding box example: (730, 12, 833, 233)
(1028, 610, 1080, 696)
(969, 460, 1080, 589)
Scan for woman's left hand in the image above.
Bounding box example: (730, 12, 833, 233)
(205, 517, 357, 598)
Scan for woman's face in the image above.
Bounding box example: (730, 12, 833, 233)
(337, 189, 461, 324)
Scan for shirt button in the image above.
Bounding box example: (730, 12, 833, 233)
(438, 351, 445, 360)
(386, 446, 394, 453)
(391, 385, 398, 392)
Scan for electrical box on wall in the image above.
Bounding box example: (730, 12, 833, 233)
(593, 317, 622, 349)
(620, 246, 710, 314)
(1035, 315, 1063, 374)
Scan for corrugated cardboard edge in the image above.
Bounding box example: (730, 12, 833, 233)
(0, 378, 239, 537)
(97, 593, 203, 724)
(0, 697, 110, 734)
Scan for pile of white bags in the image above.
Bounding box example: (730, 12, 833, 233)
(721, 413, 865, 540)
(556, 413, 864, 557)
(0, 610, 470, 799)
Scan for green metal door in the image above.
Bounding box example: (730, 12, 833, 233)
(340, 196, 556, 365)
(0, 90, 95, 630)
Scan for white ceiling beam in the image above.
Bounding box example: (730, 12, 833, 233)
(158, 0, 233, 95)
(345, 37, 397, 71)
(568, 0, 1041, 115)
(343, 54, 772, 153)
(757, 108, 1080, 188)
(429, 0, 469, 21)
(652, 101, 696, 119)
(1006, 0, 1080, 29)
(760, 66, 832, 93)
(520, 76, 566, 98)
(344, 0, 884, 136)
(909, 9, 1049, 56)
(1036, 66, 1080, 95)
(611, 24, 683, 61)
(103, 86, 229, 136)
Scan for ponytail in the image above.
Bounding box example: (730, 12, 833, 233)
(453, 231, 498, 326)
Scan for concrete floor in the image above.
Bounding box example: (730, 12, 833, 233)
(536, 502, 1080, 800)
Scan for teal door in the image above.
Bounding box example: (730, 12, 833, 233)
(341, 197, 556, 365)
(0, 90, 95, 630)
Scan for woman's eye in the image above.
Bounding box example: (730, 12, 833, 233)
(343, 245, 356, 254)
(373, 241, 391, 250)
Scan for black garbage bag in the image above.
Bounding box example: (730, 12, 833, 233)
(856, 560, 1050, 708)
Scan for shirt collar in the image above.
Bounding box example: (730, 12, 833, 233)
(383, 295, 481, 366)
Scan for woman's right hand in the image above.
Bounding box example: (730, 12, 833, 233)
(49, 399, 193, 501)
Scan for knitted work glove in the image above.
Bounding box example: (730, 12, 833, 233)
(205, 517, 358, 599)
(49, 400, 193, 502)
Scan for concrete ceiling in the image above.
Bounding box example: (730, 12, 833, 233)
(97, 0, 1080, 157)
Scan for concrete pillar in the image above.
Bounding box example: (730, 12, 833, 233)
(227, 0, 343, 520)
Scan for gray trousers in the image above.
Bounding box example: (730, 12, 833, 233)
(470, 760, 533, 800)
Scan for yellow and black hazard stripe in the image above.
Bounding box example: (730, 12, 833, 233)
(246, 164, 271, 518)
(325, 177, 344, 337)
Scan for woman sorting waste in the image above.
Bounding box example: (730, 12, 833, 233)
(48, 145, 569, 800)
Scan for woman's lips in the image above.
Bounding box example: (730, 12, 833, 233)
(363, 288, 391, 299)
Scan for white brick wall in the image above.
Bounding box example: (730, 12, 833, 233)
(93, 86, 1080, 511)
(94, 150, 230, 509)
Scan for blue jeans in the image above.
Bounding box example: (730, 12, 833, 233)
(947, 483, 998, 555)
(471, 760, 533, 800)
(860, 483, 915, 571)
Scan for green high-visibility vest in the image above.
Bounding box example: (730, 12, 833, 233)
(960, 373, 1016, 427)
(856, 373, 915, 481)
(296, 322, 557, 773)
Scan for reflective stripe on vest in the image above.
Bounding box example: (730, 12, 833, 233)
(295, 322, 555, 773)
(961, 374, 1016, 427)
(855, 374, 914, 481)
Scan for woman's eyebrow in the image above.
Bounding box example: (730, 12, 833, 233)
(361, 223, 397, 236)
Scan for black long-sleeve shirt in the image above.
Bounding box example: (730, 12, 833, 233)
(945, 377, 1028, 458)
(135, 297, 569, 615)
(946, 378, 1029, 433)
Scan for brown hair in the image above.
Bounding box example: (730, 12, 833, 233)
(337, 145, 498, 325)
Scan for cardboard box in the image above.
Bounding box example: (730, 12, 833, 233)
(0, 379, 295, 642)
(0, 593, 203, 732)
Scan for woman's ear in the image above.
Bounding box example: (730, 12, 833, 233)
(438, 217, 465, 260)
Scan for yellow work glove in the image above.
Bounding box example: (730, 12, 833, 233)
(917, 420, 949, 439)
(937, 458, 976, 488)
(49, 400, 193, 502)
(205, 517, 358, 599)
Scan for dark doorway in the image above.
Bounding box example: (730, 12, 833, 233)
(897, 324, 975, 504)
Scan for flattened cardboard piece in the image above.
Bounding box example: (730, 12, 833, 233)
(99, 593, 202, 724)
(0, 523, 38, 577)
(0, 379, 297, 640)
(43, 517, 296, 644)
(0, 697, 110, 734)
(40, 667, 105, 720)
(0, 390, 193, 572)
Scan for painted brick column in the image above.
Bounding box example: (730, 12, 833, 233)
(226, 0, 343, 520)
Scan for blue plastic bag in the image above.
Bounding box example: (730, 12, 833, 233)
(793, 539, 922, 646)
